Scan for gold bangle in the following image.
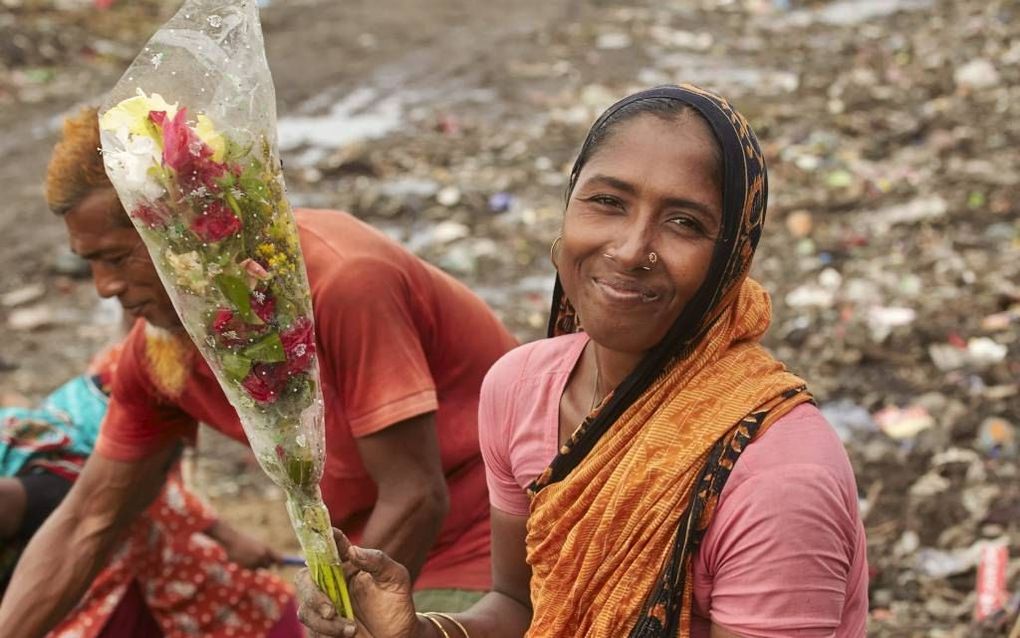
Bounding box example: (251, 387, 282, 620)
(417, 612, 451, 638)
(424, 612, 470, 638)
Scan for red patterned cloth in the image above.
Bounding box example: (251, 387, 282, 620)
(38, 346, 298, 637)
(49, 469, 296, 638)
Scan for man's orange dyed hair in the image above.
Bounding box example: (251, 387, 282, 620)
(45, 106, 114, 216)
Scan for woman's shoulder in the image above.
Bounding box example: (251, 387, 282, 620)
(483, 333, 588, 391)
(700, 402, 863, 572)
(745, 403, 848, 465)
(729, 402, 859, 500)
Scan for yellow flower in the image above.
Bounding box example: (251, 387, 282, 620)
(99, 89, 177, 139)
(268, 254, 289, 271)
(256, 242, 277, 259)
(195, 114, 226, 162)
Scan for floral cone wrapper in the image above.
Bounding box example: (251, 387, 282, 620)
(98, 0, 351, 618)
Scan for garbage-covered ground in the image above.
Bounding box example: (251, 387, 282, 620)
(2, 0, 1018, 635)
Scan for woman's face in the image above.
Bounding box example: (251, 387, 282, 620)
(558, 113, 723, 354)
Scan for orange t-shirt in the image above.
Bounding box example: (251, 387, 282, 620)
(96, 208, 517, 591)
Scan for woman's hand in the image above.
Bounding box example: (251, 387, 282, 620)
(205, 519, 281, 569)
(296, 528, 421, 638)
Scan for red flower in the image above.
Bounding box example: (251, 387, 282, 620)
(191, 200, 241, 242)
(149, 110, 168, 127)
(241, 363, 287, 404)
(281, 317, 315, 374)
(239, 318, 316, 403)
(130, 202, 173, 229)
(212, 300, 278, 345)
(251, 292, 276, 323)
(210, 308, 251, 347)
(149, 108, 226, 193)
(212, 308, 234, 333)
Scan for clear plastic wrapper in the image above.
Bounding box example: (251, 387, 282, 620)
(98, 0, 352, 617)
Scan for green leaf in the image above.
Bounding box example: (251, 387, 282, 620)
(286, 456, 316, 489)
(273, 295, 298, 327)
(243, 332, 285, 363)
(239, 170, 271, 206)
(222, 352, 252, 381)
(224, 134, 255, 164)
(215, 274, 260, 324)
(225, 190, 244, 218)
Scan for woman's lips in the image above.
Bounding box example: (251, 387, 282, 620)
(592, 277, 661, 304)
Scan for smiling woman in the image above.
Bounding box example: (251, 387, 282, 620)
(294, 85, 869, 638)
(521, 85, 867, 638)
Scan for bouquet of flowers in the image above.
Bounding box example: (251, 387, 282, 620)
(98, 0, 352, 618)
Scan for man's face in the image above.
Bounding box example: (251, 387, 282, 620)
(64, 188, 181, 330)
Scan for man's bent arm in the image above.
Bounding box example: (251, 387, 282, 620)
(0, 443, 179, 638)
(354, 412, 449, 582)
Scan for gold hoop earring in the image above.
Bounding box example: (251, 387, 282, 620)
(549, 235, 563, 267)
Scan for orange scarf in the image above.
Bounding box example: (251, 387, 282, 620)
(525, 278, 809, 637)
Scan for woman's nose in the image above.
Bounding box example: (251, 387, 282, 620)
(610, 219, 655, 270)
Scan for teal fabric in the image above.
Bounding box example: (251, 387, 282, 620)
(0, 375, 107, 478)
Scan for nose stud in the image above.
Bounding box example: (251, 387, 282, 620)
(639, 252, 658, 271)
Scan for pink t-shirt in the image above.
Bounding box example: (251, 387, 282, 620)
(480, 333, 868, 637)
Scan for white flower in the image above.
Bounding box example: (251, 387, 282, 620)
(99, 88, 177, 137)
(101, 127, 165, 202)
(165, 250, 208, 293)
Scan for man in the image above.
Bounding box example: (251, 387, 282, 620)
(0, 108, 517, 637)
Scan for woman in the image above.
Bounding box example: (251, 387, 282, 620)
(0, 343, 304, 637)
(295, 85, 868, 637)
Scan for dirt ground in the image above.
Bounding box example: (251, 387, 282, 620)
(2, 0, 1018, 636)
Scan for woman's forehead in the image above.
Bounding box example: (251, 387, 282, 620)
(590, 114, 716, 166)
(576, 116, 722, 205)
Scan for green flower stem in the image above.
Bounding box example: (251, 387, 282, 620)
(284, 490, 354, 620)
(225, 189, 244, 218)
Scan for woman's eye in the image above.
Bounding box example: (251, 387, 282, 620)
(668, 216, 705, 234)
(589, 195, 622, 209)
